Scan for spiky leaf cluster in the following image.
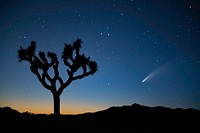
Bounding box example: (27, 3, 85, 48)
(62, 39, 98, 75)
(18, 41, 58, 74)
(18, 41, 36, 62)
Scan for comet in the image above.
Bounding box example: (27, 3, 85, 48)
(142, 70, 156, 83)
(142, 59, 173, 83)
(142, 75, 150, 83)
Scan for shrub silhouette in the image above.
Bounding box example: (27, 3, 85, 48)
(18, 39, 98, 116)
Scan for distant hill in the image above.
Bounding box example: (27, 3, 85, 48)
(1, 103, 200, 132)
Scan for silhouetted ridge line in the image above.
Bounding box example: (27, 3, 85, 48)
(1, 103, 200, 115)
(1, 104, 199, 132)
(0, 106, 19, 115)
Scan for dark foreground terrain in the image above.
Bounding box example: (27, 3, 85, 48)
(0, 103, 199, 132)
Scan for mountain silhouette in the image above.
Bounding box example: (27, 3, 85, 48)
(1, 103, 199, 132)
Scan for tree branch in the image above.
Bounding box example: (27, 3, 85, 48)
(57, 77, 64, 86)
(57, 77, 72, 95)
(35, 71, 52, 90)
(44, 70, 53, 83)
(72, 71, 93, 81)
(52, 60, 64, 88)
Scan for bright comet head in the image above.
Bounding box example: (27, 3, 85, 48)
(142, 75, 150, 83)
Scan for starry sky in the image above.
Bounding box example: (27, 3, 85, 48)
(0, 0, 200, 114)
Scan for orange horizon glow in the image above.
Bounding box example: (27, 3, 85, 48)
(0, 104, 108, 115)
(0, 91, 110, 114)
(0, 99, 109, 114)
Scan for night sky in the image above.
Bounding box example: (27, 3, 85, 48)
(0, 0, 200, 114)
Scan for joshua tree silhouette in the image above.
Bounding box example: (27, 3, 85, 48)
(18, 39, 98, 116)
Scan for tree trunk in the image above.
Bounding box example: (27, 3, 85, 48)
(53, 92, 60, 117)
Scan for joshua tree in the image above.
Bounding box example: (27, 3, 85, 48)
(18, 39, 98, 116)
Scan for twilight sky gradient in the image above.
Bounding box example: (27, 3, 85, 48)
(0, 0, 200, 114)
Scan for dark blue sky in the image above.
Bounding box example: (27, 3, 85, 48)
(0, 0, 200, 114)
